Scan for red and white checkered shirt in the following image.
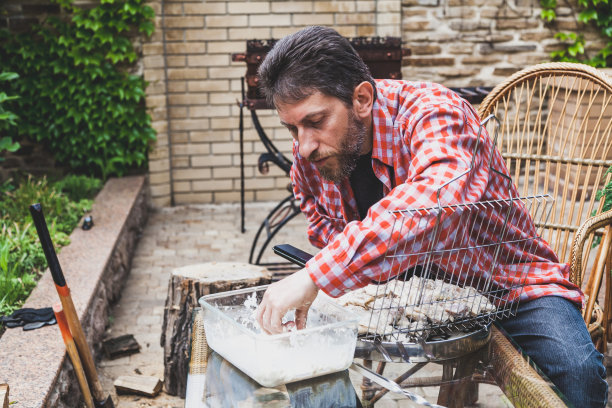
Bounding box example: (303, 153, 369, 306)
(291, 79, 584, 307)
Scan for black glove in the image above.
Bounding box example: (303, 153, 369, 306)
(1, 307, 57, 331)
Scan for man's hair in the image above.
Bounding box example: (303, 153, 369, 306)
(258, 26, 376, 108)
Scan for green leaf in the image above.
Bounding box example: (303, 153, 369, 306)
(578, 9, 598, 23)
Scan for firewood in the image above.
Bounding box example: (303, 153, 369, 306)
(0, 384, 8, 408)
(114, 375, 162, 397)
(161, 262, 271, 397)
(102, 334, 141, 359)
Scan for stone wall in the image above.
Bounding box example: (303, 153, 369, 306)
(399, 0, 605, 85)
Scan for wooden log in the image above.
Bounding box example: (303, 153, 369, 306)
(161, 262, 271, 397)
(114, 375, 162, 397)
(0, 384, 9, 408)
(102, 334, 141, 360)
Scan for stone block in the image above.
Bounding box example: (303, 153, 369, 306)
(171, 118, 209, 131)
(495, 18, 539, 30)
(172, 181, 191, 192)
(174, 192, 213, 204)
(336, 12, 376, 25)
(462, 55, 502, 65)
(250, 13, 291, 26)
(228, 2, 270, 14)
(402, 0, 439, 5)
(190, 130, 232, 142)
(167, 55, 187, 67)
(493, 43, 537, 53)
(167, 68, 208, 80)
(166, 42, 206, 54)
(168, 93, 208, 105)
(273, 26, 308, 38)
(168, 80, 188, 93)
(212, 141, 240, 155)
(149, 158, 170, 173)
(162, 3, 182, 15)
(356, 1, 376, 12)
(169, 106, 188, 119)
(184, 2, 226, 14)
(192, 179, 233, 191)
(205, 14, 247, 27)
(272, 1, 313, 13)
(404, 57, 455, 67)
(207, 40, 245, 54)
(493, 66, 521, 77)
(208, 66, 245, 79)
(229, 26, 271, 40)
(521, 31, 554, 42)
(401, 18, 432, 31)
(188, 79, 230, 92)
(185, 28, 227, 41)
(192, 154, 232, 167)
(173, 168, 212, 181)
(410, 44, 442, 55)
(447, 43, 474, 54)
(187, 54, 229, 67)
(315, 1, 356, 12)
(292, 13, 333, 25)
(190, 105, 230, 118)
(164, 16, 204, 28)
(144, 68, 165, 81)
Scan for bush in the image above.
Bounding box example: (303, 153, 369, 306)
(0, 0, 156, 178)
(0, 71, 20, 160)
(0, 175, 101, 316)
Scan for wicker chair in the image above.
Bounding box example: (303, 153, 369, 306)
(477, 62, 612, 352)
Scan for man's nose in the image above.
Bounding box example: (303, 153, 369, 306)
(298, 129, 318, 159)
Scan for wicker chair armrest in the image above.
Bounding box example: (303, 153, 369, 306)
(569, 209, 612, 287)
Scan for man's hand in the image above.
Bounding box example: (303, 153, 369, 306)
(256, 268, 319, 334)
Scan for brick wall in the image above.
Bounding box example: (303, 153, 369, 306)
(144, 0, 402, 206)
(145, 0, 604, 207)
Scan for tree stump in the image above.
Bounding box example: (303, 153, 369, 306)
(160, 262, 272, 397)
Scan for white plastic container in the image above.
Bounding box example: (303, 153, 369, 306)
(199, 285, 359, 387)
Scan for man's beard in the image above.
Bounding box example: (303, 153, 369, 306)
(314, 110, 367, 183)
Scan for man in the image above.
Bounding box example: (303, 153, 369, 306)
(255, 26, 607, 406)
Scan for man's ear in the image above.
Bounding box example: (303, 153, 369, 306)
(352, 81, 374, 119)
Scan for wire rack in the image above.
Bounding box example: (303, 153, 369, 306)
(360, 194, 554, 342)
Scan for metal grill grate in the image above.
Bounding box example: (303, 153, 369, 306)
(360, 194, 554, 344)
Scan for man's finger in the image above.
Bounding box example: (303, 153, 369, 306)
(269, 306, 284, 334)
(295, 308, 308, 330)
(256, 303, 265, 329)
(261, 305, 273, 335)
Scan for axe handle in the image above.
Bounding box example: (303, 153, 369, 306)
(57, 286, 106, 403)
(54, 303, 95, 408)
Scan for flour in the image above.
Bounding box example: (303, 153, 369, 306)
(203, 294, 358, 387)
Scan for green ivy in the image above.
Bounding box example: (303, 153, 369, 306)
(0, 72, 20, 161)
(0, 0, 156, 179)
(540, 0, 612, 67)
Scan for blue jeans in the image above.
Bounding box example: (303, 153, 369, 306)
(498, 296, 608, 408)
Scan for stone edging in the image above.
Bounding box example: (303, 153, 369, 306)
(0, 175, 149, 408)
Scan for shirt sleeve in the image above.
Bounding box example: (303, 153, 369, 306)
(305, 103, 494, 297)
(291, 142, 344, 249)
